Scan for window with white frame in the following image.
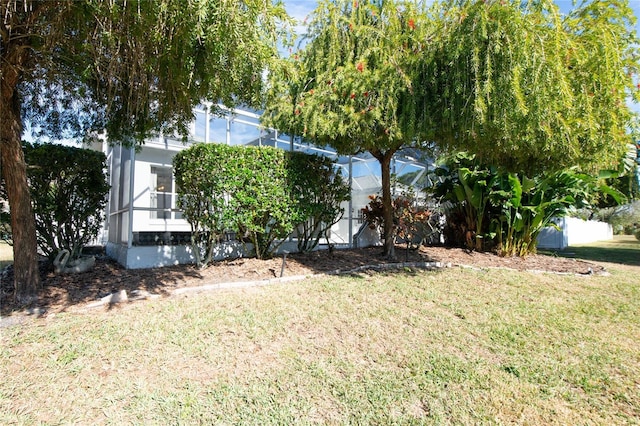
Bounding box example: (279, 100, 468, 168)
(150, 166, 173, 219)
(194, 111, 207, 142)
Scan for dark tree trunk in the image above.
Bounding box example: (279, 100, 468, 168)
(379, 151, 396, 260)
(1, 45, 41, 303)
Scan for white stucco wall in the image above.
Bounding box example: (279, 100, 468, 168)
(131, 146, 191, 234)
(536, 217, 613, 250)
(106, 240, 307, 269)
(106, 241, 250, 269)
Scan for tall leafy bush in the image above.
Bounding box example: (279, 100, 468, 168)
(288, 152, 350, 253)
(228, 146, 294, 260)
(2, 143, 110, 261)
(174, 144, 350, 266)
(173, 144, 236, 266)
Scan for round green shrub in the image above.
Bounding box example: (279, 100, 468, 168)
(19, 142, 109, 261)
(174, 143, 350, 265)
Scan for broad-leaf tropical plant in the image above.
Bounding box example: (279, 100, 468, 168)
(430, 152, 497, 251)
(430, 152, 621, 256)
(488, 170, 598, 256)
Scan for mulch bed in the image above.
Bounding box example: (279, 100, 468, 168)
(0, 245, 605, 317)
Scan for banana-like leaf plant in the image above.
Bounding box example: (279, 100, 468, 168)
(430, 152, 625, 256)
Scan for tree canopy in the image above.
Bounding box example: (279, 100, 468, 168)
(12, 0, 289, 143)
(1, 0, 290, 301)
(423, 0, 639, 175)
(264, 0, 638, 257)
(263, 0, 433, 258)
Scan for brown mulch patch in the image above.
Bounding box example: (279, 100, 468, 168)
(0, 245, 605, 317)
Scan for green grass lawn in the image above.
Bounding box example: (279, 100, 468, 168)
(2, 260, 639, 424)
(546, 235, 640, 267)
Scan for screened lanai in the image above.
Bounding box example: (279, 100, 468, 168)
(105, 103, 435, 268)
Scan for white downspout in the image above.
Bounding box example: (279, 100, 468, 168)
(348, 155, 353, 248)
(127, 146, 136, 249)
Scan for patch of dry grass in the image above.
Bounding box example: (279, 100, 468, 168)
(1, 265, 639, 424)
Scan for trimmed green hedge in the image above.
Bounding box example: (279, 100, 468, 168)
(5, 142, 110, 261)
(174, 144, 349, 265)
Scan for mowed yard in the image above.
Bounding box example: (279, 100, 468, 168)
(1, 240, 639, 424)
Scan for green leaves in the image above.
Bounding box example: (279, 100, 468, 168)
(13, 0, 291, 145)
(264, 0, 434, 154)
(229, 147, 292, 259)
(174, 144, 349, 264)
(288, 152, 351, 253)
(429, 152, 616, 256)
(425, 0, 638, 175)
(263, 0, 434, 258)
(13, 142, 110, 261)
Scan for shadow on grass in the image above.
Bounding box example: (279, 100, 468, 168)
(286, 245, 439, 276)
(0, 256, 204, 317)
(1, 245, 438, 317)
(541, 236, 640, 267)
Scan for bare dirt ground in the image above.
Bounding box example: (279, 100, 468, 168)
(0, 245, 605, 317)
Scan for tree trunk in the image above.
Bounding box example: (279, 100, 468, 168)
(379, 152, 396, 260)
(1, 51, 41, 303)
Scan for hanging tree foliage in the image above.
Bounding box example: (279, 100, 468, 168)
(0, 0, 290, 302)
(263, 0, 433, 258)
(423, 0, 639, 175)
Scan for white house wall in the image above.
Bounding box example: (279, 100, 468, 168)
(131, 146, 191, 234)
(104, 105, 439, 269)
(536, 217, 613, 250)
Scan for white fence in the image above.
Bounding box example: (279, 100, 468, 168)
(536, 217, 613, 250)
